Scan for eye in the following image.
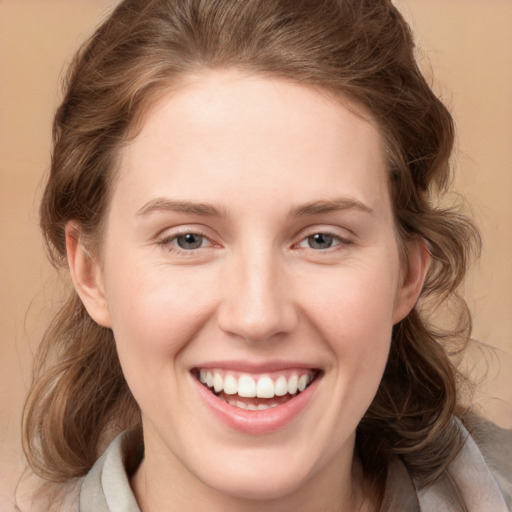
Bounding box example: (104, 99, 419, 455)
(158, 231, 213, 253)
(299, 232, 341, 250)
(174, 233, 206, 250)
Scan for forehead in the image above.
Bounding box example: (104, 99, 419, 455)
(114, 70, 389, 216)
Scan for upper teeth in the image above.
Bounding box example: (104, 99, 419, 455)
(199, 370, 314, 398)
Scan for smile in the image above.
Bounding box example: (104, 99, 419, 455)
(192, 367, 320, 412)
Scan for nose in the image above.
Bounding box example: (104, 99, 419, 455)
(217, 247, 298, 343)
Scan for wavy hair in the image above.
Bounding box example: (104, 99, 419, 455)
(23, 0, 479, 501)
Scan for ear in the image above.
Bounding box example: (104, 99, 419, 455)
(392, 238, 431, 324)
(65, 223, 112, 328)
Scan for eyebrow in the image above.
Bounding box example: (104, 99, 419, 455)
(289, 197, 374, 217)
(136, 198, 227, 218)
(136, 196, 374, 219)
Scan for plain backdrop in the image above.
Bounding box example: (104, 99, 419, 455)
(1, 1, 511, 510)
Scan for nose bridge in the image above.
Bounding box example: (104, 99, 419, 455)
(218, 241, 296, 342)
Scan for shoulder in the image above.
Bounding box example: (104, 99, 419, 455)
(467, 414, 512, 509)
(383, 416, 511, 511)
(79, 430, 142, 512)
(417, 416, 511, 511)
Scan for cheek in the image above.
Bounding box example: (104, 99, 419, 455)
(300, 260, 399, 344)
(107, 262, 208, 341)
(297, 259, 398, 394)
(102, 263, 217, 396)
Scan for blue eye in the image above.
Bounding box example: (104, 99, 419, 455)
(174, 233, 205, 250)
(306, 233, 338, 250)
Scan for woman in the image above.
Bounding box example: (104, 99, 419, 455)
(22, 0, 510, 510)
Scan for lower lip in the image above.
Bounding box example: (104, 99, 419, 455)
(192, 374, 320, 435)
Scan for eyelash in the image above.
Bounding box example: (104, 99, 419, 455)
(156, 229, 353, 255)
(295, 232, 353, 252)
(157, 230, 215, 255)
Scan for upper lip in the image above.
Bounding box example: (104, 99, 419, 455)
(191, 360, 321, 373)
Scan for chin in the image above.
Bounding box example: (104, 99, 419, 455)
(200, 463, 312, 502)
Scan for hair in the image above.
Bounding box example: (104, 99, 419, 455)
(23, 0, 480, 504)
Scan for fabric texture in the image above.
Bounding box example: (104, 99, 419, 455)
(79, 420, 510, 511)
(79, 433, 140, 512)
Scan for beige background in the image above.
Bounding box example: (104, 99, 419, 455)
(1, 1, 511, 509)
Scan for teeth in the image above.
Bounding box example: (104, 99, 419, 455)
(287, 374, 298, 394)
(238, 374, 257, 397)
(227, 398, 249, 410)
(198, 369, 315, 400)
(274, 376, 288, 396)
(298, 374, 309, 392)
(213, 372, 223, 393)
(256, 376, 274, 398)
(223, 374, 238, 395)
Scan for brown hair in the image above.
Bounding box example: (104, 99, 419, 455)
(23, 0, 479, 500)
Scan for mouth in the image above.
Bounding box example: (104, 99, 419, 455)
(191, 367, 321, 411)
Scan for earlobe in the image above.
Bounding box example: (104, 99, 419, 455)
(392, 238, 431, 324)
(65, 223, 112, 328)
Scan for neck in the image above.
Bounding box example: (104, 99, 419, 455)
(131, 431, 377, 512)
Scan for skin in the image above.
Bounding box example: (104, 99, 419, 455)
(67, 70, 430, 511)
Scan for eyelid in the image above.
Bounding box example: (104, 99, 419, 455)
(156, 225, 220, 254)
(296, 233, 341, 249)
(154, 224, 354, 255)
(292, 225, 355, 248)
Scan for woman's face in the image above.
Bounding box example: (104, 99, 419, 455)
(72, 70, 426, 508)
